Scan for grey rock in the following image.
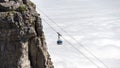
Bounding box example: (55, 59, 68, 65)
(0, 0, 9, 2)
(0, 1, 20, 12)
(0, 0, 54, 68)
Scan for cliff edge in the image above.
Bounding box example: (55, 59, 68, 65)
(0, 0, 54, 68)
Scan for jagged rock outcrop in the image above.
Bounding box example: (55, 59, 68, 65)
(0, 0, 54, 68)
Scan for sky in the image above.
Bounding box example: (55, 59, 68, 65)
(31, 0, 120, 68)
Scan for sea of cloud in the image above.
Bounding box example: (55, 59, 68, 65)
(31, 0, 120, 68)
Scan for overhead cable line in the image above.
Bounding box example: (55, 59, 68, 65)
(43, 18, 100, 68)
(37, 8, 109, 68)
(42, 19, 58, 33)
(61, 36, 101, 68)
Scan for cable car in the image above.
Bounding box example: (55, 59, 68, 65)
(57, 32, 63, 45)
(57, 39, 63, 45)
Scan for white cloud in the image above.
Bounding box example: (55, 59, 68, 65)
(31, 0, 120, 68)
(93, 39, 120, 47)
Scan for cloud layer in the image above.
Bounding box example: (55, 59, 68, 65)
(31, 0, 120, 68)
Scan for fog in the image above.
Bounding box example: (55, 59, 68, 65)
(31, 0, 120, 68)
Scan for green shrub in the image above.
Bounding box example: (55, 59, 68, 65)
(19, 4, 26, 12)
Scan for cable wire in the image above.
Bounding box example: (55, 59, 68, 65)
(43, 19, 58, 33)
(38, 8, 109, 68)
(43, 19, 100, 68)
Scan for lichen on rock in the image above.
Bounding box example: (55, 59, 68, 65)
(0, 0, 54, 68)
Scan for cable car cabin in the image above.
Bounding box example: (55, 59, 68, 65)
(57, 39, 63, 45)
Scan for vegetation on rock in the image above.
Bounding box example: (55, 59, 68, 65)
(19, 4, 26, 13)
(0, 0, 54, 68)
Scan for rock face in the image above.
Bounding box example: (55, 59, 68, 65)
(0, 0, 54, 68)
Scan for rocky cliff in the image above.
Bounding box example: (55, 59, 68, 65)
(0, 0, 54, 68)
